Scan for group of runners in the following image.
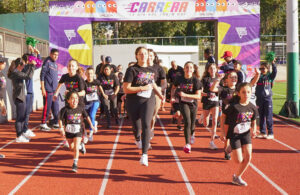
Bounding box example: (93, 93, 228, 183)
(0, 45, 277, 186)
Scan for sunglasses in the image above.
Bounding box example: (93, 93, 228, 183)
(259, 68, 266, 70)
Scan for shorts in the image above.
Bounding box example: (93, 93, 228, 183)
(172, 103, 180, 113)
(202, 101, 219, 110)
(65, 131, 83, 139)
(230, 130, 251, 150)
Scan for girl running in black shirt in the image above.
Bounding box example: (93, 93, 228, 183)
(59, 91, 95, 172)
(123, 46, 163, 166)
(223, 82, 258, 186)
(201, 63, 219, 150)
(98, 64, 120, 128)
(172, 61, 202, 153)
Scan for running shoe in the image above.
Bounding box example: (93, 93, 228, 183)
(177, 125, 183, 131)
(209, 141, 218, 150)
(52, 123, 60, 129)
(63, 140, 69, 148)
(88, 131, 94, 142)
(40, 123, 51, 131)
(94, 121, 98, 133)
(140, 154, 148, 167)
(266, 134, 274, 139)
(232, 174, 247, 186)
(183, 144, 191, 153)
(23, 129, 36, 138)
(256, 133, 267, 139)
(224, 152, 231, 160)
(16, 135, 30, 143)
(79, 143, 86, 154)
(135, 140, 142, 149)
(190, 135, 195, 145)
(0, 154, 5, 158)
(72, 163, 78, 173)
(83, 136, 89, 144)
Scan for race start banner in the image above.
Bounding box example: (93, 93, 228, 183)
(49, 0, 260, 75)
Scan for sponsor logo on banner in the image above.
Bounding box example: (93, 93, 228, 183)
(64, 30, 76, 41)
(235, 27, 247, 39)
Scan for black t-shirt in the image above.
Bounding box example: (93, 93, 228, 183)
(219, 86, 236, 111)
(173, 75, 202, 105)
(167, 66, 184, 84)
(59, 74, 85, 93)
(98, 74, 119, 91)
(0, 71, 6, 99)
(152, 64, 166, 87)
(124, 64, 155, 99)
(118, 81, 124, 94)
(201, 77, 219, 103)
(59, 106, 88, 131)
(224, 102, 258, 138)
(84, 79, 101, 103)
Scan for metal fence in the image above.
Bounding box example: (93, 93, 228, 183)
(94, 35, 298, 66)
(0, 27, 49, 58)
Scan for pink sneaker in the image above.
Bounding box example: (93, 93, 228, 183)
(183, 144, 191, 153)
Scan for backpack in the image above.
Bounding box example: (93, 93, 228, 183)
(279, 100, 299, 118)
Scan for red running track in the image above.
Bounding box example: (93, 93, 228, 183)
(0, 106, 299, 194)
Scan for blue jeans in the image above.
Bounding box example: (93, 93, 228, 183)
(24, 93, 33, 131)
(256, 97, 273, 135)
(14, 99, 26, 137)
(85, 101, 100, 130)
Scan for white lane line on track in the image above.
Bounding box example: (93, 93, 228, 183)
(99, 117, 124, 195)
(157, 116, 195, 195)
(204, 127, 288, 194)
(0, 125, 39, 150)
(250, 164, 288, 195)
(8, 140, 64, 195)
(273, 138, 300, 153)
(273, 93, 285, 97)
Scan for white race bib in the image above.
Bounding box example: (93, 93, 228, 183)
(65, 124, 81, 134)
(104, 89, 114, 95)
(234, 122, 251, 134)
(181, 96, 194, 103)
(86, 92, 98, 102)
(208, 93, 219, 101)
(137, 89, 152, 98)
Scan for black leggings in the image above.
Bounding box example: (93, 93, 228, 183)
(126, 96, 155, 154)
(102, 95, 118, 124)
(180, 102, 197, 144)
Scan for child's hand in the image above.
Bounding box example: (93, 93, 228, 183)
(254, 68, 260, 75)
(272, 57, 277, 65)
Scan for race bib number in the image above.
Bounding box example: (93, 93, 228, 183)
(208, 93, 218, 101)
(234, 122, 251, 134)
(65, 124, 81, 134)
(105, 89, 114, 95)
(86, 92, 98, 102)
(181, 96, 194, 103)
(137, 89, 152, 98)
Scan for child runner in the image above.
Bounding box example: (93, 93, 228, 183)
(172, 61, 202, 153)
(8, 58, 36, 142)
(84, 67, 100, 141)
(201, 63, 219, 149)
(59, 91, 95, 172)
(223, 82, 258, 186)
(123, 46, 163, 166)
(255, 59, 277, 139)
(0, 56, 7, 158)
(98, 64, 120, 128)
(117, 72, 125, 117)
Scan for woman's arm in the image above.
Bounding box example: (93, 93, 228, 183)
(179, 89, 201, 100)
(123, 82, 152, 94)
(153, 82, 163, 100)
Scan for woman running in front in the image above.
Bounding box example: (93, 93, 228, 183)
(123, 46, 163, 166)
(223, 82, 258, 186)
(59, 91, 95, 173)
(201, 63, 219, 149)
(172, 61, 202, 153)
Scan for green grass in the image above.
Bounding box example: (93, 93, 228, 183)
(272, 81, 300, 123)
